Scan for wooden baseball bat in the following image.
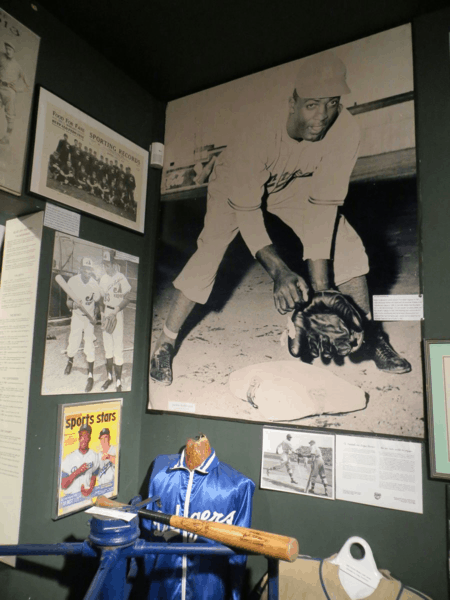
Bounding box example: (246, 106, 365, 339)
(95, 495, 298, 562)
(55, 274, 96, 325)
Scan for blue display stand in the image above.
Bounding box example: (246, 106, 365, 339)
(0, 511, 279, 599)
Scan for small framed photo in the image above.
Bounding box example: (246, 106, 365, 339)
(0, 9, 40, 196)
(424, 340, 450, 479)
(261, 427, 335, 500)
(54, 398, 122, 519)
(30, 88, 148, 233)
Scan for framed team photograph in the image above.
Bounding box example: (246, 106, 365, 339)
(261, 427, 335, 500)
(0, 8, 40, 196)
(424, 340, 450, 479)
(30, 87, 148, 233)
(54, 398, 122, 519)
(42, 232, 139, 395)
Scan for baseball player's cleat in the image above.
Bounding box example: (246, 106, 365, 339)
(101, 378, 113, 391)
(116, 383, 122, 392)
(150, 343, 174, 386)
(64, 361, 73, 375)
(85, 377, 94, 393)
(291, 479, 298, 484)
(372, 333, 411, 374)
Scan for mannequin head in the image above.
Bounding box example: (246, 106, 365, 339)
(185, 434, 212, 470)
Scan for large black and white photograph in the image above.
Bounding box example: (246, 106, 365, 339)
(261, 427, 335, 499)
(0, 8, 40, 196)
(30, 88, 148, 233)
(148, 25, 423, 438)
(42, 232, 138, 395)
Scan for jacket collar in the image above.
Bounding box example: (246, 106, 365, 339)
(169, 448, 218, 474)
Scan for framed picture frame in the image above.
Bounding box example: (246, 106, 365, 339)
(54, 398, 122, 519)
(42, 232, 139, 395)
(148, 25, 424, 440)
(424, 340, 450, 479)
(261, 427, 335, 500)
(0, 9, 40, 196)
(30, 88, 148, 233)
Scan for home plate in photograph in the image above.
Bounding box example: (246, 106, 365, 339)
(229, 360, 367, 421)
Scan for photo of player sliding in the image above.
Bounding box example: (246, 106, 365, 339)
(261, 428, 335, 499)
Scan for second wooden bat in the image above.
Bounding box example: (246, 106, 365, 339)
(95, 495, 298, 562)
(55, 274, 96, 325)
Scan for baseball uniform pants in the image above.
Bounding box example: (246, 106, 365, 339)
(67, 312, 95, 362)
(102, 309, 124, 365)
(173, 183, 369, 305)
(0, 87, 15, 128)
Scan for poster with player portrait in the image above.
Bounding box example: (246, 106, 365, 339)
(30, 88, 148, 233)
(261, 427, 335, 500)
(148, 24, 423, 440)
(42, 232, 139, 395)
(54, 399, 122, 519)
(0, 8, 40, 196)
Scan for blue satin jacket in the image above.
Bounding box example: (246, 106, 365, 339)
(141, 449, 255, 600)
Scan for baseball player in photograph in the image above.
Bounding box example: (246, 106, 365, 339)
(305, 439, 329, 495)
(267, 434, 298, 484)
(64, 257, 101, 392)
(60, 423, 100, 497)
(97, 427, 116, 486)
(99, 250, 132, 392)
(150, 50, 411, 386)
(0, 40, 30, 145)
(56, 132, 71, 166)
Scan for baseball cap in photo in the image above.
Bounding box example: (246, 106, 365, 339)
(294, 51, 350, 98)
(79, 423, 92, 435)
(99, 428, 110, 438)
(309, 440, 315, 445)
(103, 249, 115, 262)
(81, 257, 94, 269)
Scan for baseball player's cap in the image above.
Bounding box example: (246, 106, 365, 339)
(79, 423, 92, 435)
(294, 51, 350, 98)
(4, 40, 15, 50)
(287, 434, 292, 440)
(102, 249, 116, 263)
(309, 440, 315, 445)
(99, 428, 110, 438)
(81, 257, 94, 270)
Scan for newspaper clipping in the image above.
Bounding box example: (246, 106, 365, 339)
(55, 399, 122, 519)
(30, 88, 148, 233)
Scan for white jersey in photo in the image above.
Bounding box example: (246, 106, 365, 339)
(99, 271, 132, 311)
(97, 444, 116, 485)
(67, 274, 101, 318)
(61, 448, 100, 494)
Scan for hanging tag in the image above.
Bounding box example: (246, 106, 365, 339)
(331, 537, 383, 600)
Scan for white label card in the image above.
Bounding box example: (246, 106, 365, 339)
(372, 295, 423, 321)
(85, 507, 137, 522)
(44, 203, 80, 237)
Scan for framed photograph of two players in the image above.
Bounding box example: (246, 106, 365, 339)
(54, 399, 122, 519)
(42, 232, 139, 395)
(30, 88, 149, 233)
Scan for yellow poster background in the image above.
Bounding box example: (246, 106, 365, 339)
(56, 399, 122, 518)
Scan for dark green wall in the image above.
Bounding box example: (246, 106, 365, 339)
(0, 1, 163, 598)
(1, 1, 450, 599)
